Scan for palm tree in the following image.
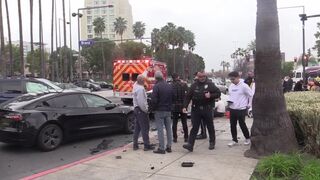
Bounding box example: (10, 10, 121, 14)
(93, 17, 106, 79)
(113, 17, 127, 43)
(132, 21, 145, 42)
(30, 0, 34, 76)
(18, 0, 24, 75)
(245, 0, 297, 158)
(4, 0, 12, 76)
(0, 0, 6, 76)
(62, 0, 67, 82)
(50, 0, 54, 81)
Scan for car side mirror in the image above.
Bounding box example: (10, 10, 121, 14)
(105, 103, 116, 110)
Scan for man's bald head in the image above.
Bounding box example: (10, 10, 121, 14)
(137, 74, 145, 85)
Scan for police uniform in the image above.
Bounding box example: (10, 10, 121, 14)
(183, 78, 221, 150)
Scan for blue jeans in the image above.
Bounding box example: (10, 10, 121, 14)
(133, 107, 150, 148)
(154, 111, 172, 150)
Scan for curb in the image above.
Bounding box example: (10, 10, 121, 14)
(20, 143, 131, 180)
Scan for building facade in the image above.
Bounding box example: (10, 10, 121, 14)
(81, 0, 134, 41)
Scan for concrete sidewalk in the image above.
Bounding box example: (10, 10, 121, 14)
(31, 118, 258, 180)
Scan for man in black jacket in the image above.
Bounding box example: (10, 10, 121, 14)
(151, 71, 174, 154)
(171, 73, 189, 143)
(182, 71, 221, 152)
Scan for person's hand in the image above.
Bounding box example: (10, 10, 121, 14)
(182, 108, 187, 114)
(205, 92, 211, 98)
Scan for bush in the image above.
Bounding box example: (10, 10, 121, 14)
(252, 153, 320, 180)
(255, 153, 302, 179)
(285, 91, 320, 157)
(300, 160, 320, 180)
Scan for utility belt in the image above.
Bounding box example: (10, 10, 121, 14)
(192, 104, 212, 110)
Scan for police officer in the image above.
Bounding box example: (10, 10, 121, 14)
(182, 71, 221, 152)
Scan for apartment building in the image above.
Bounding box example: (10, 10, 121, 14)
(81, 0, 134, 41)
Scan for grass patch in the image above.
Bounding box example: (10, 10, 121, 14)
(251, 153, 320, 180)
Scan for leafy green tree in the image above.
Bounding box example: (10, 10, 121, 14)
(49, 46, 74, 81)
(133, 21, 145, 42)
(314, 23, 320, 58)
(81, 39, 115, 79)
(116, 41, 150, 60)
(281, 61, 294, 77)
(245, 0, 298, 158)
(113, 17, 127, 43)
(93, 17, 107, 79)
(26, 48, 49, 74)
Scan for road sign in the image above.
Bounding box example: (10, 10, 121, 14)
(79, 40, 94, 47)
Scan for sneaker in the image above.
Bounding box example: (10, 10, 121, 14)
(182, 144, 193, 152)
(144, 145, 155, 151)
(228, 141, 238, 147)
(244, 139, 251, 146)
(209, 143, 215, 150)
(165, 147, 172, 153)
(153, 148, 166, 154)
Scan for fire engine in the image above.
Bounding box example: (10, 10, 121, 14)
(113, 57, 167, 104)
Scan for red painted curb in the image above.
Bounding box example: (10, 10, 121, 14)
(20, 144, 132, 180)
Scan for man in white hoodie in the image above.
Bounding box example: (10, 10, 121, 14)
(227, 71, 253, 147)
(132, 75, 154, 151)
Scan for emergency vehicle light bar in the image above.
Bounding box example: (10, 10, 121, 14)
(114, 60, 151, 64)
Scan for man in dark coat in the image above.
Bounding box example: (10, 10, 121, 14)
(171, 73, 189, 143)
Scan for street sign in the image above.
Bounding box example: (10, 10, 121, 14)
(79, 40, 94, 47)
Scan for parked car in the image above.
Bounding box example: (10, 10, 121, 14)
(74, 81, 101, 91)
(56, 83, 91, 92)
(0, 92, 134, 151)
(96, 81, 113, 89)
(0, 77, 63, 104)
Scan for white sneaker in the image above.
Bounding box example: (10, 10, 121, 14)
(228, 141, 238, 147)
(244, 139, 251, 146)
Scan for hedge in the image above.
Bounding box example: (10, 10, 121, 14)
(285, 91, 320, 157)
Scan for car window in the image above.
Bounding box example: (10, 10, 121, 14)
(46, 94, 84, 108)
(26, 82, 50, 93)
(82, 94, 110, 108)
(0, 80, 22, 93)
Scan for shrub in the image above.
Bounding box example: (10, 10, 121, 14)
(285, 91, 320, 157)
(255, 153, 303, 179)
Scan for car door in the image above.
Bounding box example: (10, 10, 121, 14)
(45, 94, 93, 137)
(81, 94, 122, 132)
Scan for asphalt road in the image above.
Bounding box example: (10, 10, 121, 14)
(0, 90, 135, 180)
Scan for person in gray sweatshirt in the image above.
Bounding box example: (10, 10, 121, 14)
(132, 75, 155, 151)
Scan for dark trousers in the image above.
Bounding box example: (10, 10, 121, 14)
(133, 107, 150, 147)
(172, 112, 188, 140)
(188, 108, 215, 147)
(229, 109, 250, 142)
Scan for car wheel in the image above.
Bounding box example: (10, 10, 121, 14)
(37, 124, 63, 151)
(124, 113, 135, 134)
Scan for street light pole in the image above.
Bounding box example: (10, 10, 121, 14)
(73, 5, 114, 80)
(299, 13, 320, 85)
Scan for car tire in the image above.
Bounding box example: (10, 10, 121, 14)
(37, 124, 63, 151)
(124, 113, 135, 134)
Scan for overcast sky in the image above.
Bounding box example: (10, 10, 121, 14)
(2, 0, 320, 71)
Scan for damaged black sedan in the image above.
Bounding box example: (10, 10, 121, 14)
(0, 92, 134, 151)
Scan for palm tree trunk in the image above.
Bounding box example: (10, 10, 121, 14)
(39, 0, 44, 77)
(101, 34, 106, 80)
(173, 46, 176, 73)
(62, 0, 68, 82)
(0, 0, 6, 77)
(4, 0, 12, 76)
(54, 0, 59, 81)
(30, 0, 34, 76)
(50, 0, 55, 81)
(245, 0, 297, 158)
(18, 0, 24, 76)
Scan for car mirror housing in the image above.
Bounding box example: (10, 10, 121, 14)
(105, 104, 116, 110)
